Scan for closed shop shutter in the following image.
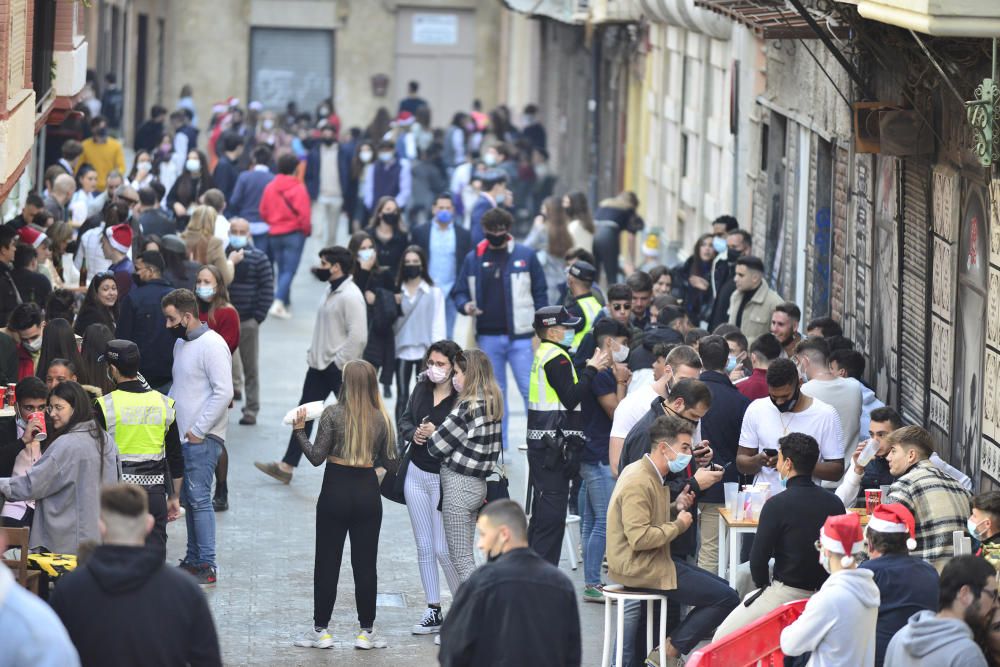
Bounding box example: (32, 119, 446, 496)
(249, 28, 334, 114)
(898, 158, 931, 425)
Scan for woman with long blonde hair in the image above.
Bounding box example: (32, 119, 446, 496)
(428, 349, 503, 582)
(290, 360, 396, 651)
(181, 205, 234, 285)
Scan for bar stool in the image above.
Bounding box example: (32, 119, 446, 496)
(600, 584, 668, 667)
(563, 514, 581, 570)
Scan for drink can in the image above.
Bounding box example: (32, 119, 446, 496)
(0, 387, 6, 407)
(865, 488, 882, 514)
(6, 383, 15, 408)
(30, 411, 46, 441)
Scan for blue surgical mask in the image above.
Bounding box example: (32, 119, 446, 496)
(725, 355, 739, 373)
(195, 286, 216, 301)
(435, 210, 453, 225)
(667, 445, 692, 473)
(560, 328, 575, 348)
(712, 236, 727, 254)
(358, 248, 376, 263)
(229, 235, 249, 249)
(969, 518, 987, 542)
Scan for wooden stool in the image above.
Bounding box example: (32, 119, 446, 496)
(600, 584, 668, 667)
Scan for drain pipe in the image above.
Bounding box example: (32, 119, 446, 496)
(589, 27, 602, 205)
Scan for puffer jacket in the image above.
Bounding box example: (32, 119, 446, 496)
(259, 173, 311, 237)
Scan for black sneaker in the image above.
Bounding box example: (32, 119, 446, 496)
(412, 606, 443, 635)
(193, 564, 218, 586)
(178, 559, 198, 575)
(213, 495, 229, 512)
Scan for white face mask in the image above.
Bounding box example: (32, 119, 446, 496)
(612, 344, 630, 363)
(359, 150, 373, 163)
(185, 158, 201, 173)
(262, 119, 275, 130)
(357, 248, 376, 263)
(426, 365, 448, 384)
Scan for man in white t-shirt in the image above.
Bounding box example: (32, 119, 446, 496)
(736, 358, 845, 492)
(609, 344, 702, 477)
(796, 338, 862, 470)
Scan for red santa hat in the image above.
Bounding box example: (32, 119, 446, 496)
(105, 223, 133, 254)
(18, 226, 46, 248)
(396, 111, 415, 126)
(820, 513, 866, 568)
(866, 503, 918, 551)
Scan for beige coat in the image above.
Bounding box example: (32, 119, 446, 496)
(728, 281, 784, 341)
(606, 456, 687, 591)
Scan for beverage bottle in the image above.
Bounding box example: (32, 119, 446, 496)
(79, 257, 88, 288)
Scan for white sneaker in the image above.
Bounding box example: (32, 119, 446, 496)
(293, 626, 334, 649)
(355, 628, 388, 649)
(434, 635, 441, 646)
(269, 301, 292, 320)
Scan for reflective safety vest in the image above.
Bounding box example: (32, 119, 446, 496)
(527, 341, 583, 447)
(97, 389, 175, 482)
(570, 294, 603, 353)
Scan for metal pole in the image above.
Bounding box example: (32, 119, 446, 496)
(589, 29, 601, 206)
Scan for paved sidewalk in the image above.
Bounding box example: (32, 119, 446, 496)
(165, 237, 608, 666)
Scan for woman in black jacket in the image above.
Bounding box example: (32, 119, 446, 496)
(397, 340, 462, 635)
(74, 273, 119, 336)
(674, 233, 718, 327)
(348, 231, 396, 395)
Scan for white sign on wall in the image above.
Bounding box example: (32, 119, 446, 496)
(412, 14, 458, 45)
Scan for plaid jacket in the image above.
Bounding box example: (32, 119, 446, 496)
(427, 399, 502, 479)
(888, 460, 972, 570)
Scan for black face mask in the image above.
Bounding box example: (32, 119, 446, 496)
(312, 267, 332, 282)
(485, 232, 508, 248)
(381, 211, 400, 226)
(772, 387, 800, 413)
(727, 249, 742, 263)
(169, 323, 188, 341)
(322, 138, 336, 147)
(402, 265, 422, 280)
(132, 273, 145, 287)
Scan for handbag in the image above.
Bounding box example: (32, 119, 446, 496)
(379, 442, 410, 505)
(483, 448, 510, 506)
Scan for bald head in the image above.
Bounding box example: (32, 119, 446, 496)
(229, 217, 250, 235)
(52, 174, 76, 203)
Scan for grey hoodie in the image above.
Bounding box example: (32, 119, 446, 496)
(884, 610, 988, 667)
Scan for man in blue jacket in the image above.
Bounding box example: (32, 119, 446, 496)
(304, 125, 354, 247)
(452, 208, 547, 449)
(410, 193, 471, 339)
(468, 170, 510, 246)
(226, 144, 274, 255)
(116, 251, 176, 390)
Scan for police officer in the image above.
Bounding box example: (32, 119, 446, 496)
(95, 339, 184, 559)
(527, 305, 609, 565)
(565, 260, 602, 353)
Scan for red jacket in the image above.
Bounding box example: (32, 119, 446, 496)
(259, 173, 311, 237)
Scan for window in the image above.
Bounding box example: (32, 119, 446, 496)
(31, 0, 56, 105)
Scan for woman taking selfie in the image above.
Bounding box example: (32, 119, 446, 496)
(427, 349, 503, 582)
(0, 381, 119, 554)
(290, 360, 395, 651)
(397, 340, 462, 634)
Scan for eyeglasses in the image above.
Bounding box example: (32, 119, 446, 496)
(93, 271, 115, 280)
(45, 403, 70, 414)
(975, 585, 1000, 604)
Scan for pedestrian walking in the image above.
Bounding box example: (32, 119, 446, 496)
(260, 153, 311, 319)
(409, 192, 471, 339)
(397, 339, 462, 635)
(164, 288, 233, 585)
(115, 251, 176, 390)
(226, 145, 275, 255)
(305, 124, 352, 247)
(254, 246, 367, 484)
(427, 349, 503, 582)
(289, 360, 395, 651)
(393, 246, 445, 420)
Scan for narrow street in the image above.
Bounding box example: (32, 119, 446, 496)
(166, 237, 605, 666)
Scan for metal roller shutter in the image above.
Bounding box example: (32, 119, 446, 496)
(249, 28, 334, 115)
(898, 158, 931, 425)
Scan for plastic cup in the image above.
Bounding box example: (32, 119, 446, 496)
(857, 438, 880, 467)
(880, 484, 891, 499)
(865, 489, 882, 514)
(724, 482, 739, 514)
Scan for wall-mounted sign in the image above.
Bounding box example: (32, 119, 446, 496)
(412, 14, 458, 45)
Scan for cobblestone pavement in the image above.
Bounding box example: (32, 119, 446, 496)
(165, 238, 607, 666)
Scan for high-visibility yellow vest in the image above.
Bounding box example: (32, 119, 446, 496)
(97, 389, 175, 461)
(527, 341, 582, 445)
(570, 294, 603, 352)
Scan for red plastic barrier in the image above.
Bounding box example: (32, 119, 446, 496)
(686, 599, 808, 667)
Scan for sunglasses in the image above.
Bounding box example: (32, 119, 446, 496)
(611, 303, 630, 311)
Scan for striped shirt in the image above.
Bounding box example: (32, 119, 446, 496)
(427, 399, 502, 478)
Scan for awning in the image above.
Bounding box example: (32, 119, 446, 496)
(693, 0, 851, 39)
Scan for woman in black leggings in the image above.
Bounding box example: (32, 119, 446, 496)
(593, 191, 644, 287)
(289, 360, 396, 651)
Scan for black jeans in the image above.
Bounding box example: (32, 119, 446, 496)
(594, 224, 620, 285)
(526, 448, 569, 566)
(394, 359, 422, 422)
(628, 558, 739, 655)
(145, 488, 168, 561)
(314, 462, 383, 629)
(282, 363, 343, 467)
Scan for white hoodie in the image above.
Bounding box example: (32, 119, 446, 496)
(780, 567, 881, 667)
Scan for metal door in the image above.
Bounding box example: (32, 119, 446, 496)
(870, 155, 899, 406)
(898, 158, 931, 425)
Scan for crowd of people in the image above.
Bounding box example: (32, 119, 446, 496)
(1, 73, 998, 667)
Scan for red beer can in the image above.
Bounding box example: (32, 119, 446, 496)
(6, 383, 15, 408)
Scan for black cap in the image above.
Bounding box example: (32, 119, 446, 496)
(99, 339, 141, 373)
(567, 260, 596, 283)
(533, 306, 583, 331)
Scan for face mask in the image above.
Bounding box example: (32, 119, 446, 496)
(359, 150, 373, 163)
(357, 248, 376, 263)
(185, 158, 201, 173)
(137, 161, 151, 172)
(426, 365, 448, 384)
(195, 285, 216, 301)
(612, 344, 630, 363)
(725, 355, 739, 373)
(495, 193, 507, 206)
(483, 153, 498, 167)
(402, 265, 422, 280)
(229, 235, 249, 249)
(96, 127, 108, 138)
(559, 328, 575, 348)
(311, 267, 332, 282)
(262, 119, 275, 130)
(485, 232, 508, 248)
(22, 336, 42, 352)
(778, 460, 790, 488)
(667, 444, 692, 474)
(772, 387, 800, 413)
(435, 210, 453, 225)
(322, 138, 336, 147)
(452, 376, 463, 393)
(377, 151, 394, 163)
(319, 107, 330, 116)
(133, 272, 146, 287)
(381, 211, 400, 226)
(969, 518, 987, 541)
(169, 322, 188, 340)
(819, 551, 831, 574)
(727, 248, 742, 263)
(486, 536, 506, 563)
(712, 236, 727, 254)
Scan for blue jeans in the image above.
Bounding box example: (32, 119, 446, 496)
(579, 461, 614, 586)
(252, 233, 271, 259)
(477, 334, 533, 450)
(444, 294, 458, 340)
(270, 231, 306, 304)
(181, 436, 223, 568)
